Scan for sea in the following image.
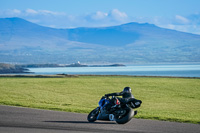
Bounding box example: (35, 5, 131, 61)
(28, 63, 200, 78)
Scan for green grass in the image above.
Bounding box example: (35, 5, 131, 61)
(0, 76, 200, 124)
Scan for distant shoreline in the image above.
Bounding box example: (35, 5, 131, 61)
(0, 63, 31, 74)
(17, 63, 126, 68)
(1, 63, 200, 77)
(0, 63, 125, 74)
(0, 74, 199, 79)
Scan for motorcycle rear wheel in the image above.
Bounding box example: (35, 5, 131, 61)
(115, 107, 134, 124)
(87, 108, 99, 122)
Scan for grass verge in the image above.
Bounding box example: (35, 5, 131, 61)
(0, 75, 199, 124)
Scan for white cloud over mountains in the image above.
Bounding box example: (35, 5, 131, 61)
(175, 15, 190, 24)
(0, 8, 199, 35)
(0, 8, 129, 28)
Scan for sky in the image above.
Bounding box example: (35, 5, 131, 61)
(0, 0, 200, 34)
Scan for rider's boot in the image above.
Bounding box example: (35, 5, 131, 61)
(134, 110, 138, 116)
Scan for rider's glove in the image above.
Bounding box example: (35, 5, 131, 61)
(101, 96, 106, 99)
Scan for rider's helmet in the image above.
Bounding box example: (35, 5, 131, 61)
(123, 87, 131, 93)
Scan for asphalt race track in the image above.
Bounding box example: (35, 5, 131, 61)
(0, 105, 199, 133)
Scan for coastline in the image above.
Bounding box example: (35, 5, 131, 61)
(17, 63, 126, 68)
(0, 63, 125, 74)
(1, 63, 200, 78)
(0, 74, 199, 79)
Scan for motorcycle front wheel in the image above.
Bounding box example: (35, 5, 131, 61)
(87, 107, 99, 122)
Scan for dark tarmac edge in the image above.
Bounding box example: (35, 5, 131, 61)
(0, 124, 141, 133)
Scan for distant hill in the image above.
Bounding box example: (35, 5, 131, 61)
(0, 17, 200, 64)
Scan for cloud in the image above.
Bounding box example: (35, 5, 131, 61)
(0, 8, 129, 28)
(12, 9, 21, 14)
(83, 9, 129, 27)
(25, 9, 38, 14)
(109, 9, 128, 22)
(87, 9, 128, 22)
(175, 15, 190, 24)
(0, 9, 21, 17)
(0, 9, 66, 18)
(90, 11, 108, 20)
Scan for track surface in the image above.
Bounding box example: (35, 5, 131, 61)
(0, 105, 199, 133)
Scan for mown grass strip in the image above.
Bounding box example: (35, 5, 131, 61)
(0, 76, 199, 124)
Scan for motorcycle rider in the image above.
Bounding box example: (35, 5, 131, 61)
(105, 87, 134, 102)
(104, 87, 139, 114)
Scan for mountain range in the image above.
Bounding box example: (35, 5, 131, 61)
(0, 17, 200, 64)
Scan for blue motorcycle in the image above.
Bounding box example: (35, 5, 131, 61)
(87, 96, 142, 124)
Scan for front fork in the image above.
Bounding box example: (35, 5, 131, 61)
(96, 107, 110, 120)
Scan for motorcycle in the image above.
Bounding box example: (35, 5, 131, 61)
(87, 95, 142, 124)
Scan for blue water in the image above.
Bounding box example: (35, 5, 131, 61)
(28, 64, 200, 77)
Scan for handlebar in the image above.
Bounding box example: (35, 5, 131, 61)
(103, 95, 116, 100)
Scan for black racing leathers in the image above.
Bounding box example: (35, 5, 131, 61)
(105, 91, 134, 99)
(105, 91, 135, 113)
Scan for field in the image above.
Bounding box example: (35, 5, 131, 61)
(0, 75, 199, 124)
